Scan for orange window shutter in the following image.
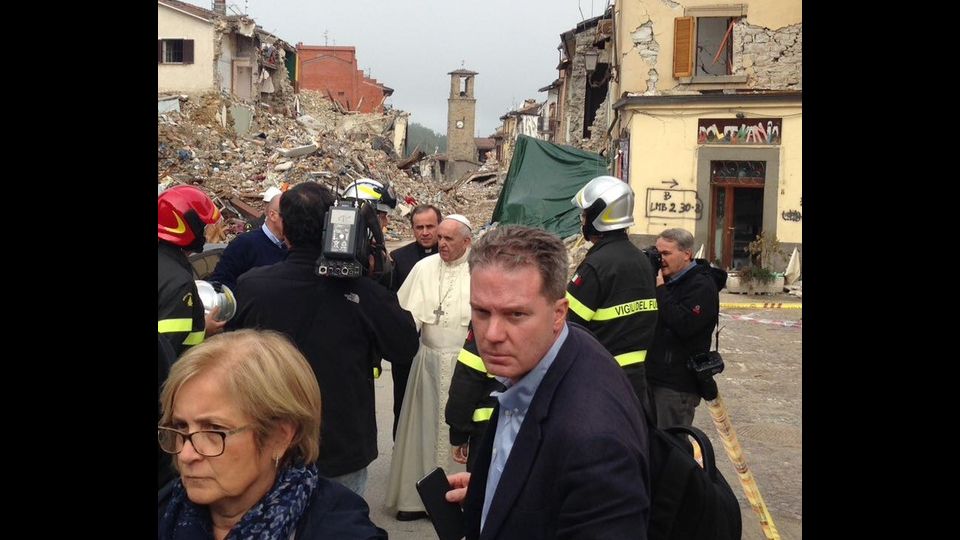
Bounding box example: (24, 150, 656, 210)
(674, 17, 694, 78)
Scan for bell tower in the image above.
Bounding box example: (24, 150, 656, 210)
(446, 68, 478, 180)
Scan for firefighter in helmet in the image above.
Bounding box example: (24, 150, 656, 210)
(158, 185, 226, 358)
(566, 175, 659, 408)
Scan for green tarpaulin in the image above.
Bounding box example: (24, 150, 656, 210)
(491, 135, 609, 239)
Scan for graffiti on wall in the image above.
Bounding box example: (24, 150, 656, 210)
(781, 196, 801, 222)
(781, 209, 802, 222)
(646, 188, 703, 220)
(698, 118, 782, 145)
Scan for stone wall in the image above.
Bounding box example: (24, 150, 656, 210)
(563, 28, 598, 145)
(738, 22, 802, 89)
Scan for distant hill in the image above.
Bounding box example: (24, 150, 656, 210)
(405, 122, 446, 157)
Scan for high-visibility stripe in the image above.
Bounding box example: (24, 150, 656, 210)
(458, 349, 487, 373)
(357, 185, 382, 200)
(593, 298, 658, 321)
(614, 350, 647, 366)
(373, 367, 381, 379)
(182, 331, 204, 345)
(158, 318, 194, 334)
(472, 407, 494, 422)
(566, 291, 596, 320)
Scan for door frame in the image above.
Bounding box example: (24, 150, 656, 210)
(709, 183, 765, 269)
(694, 146, 780, 265)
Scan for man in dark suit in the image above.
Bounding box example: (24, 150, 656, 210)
(388, 204, 442, 438)
(446, 225, 651, 540)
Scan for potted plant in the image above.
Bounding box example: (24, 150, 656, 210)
(727, 232, 785, 294)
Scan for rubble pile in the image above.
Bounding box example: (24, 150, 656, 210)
(158, 90, 505, 243)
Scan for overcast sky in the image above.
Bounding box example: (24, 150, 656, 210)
(180, 0, 611, 136)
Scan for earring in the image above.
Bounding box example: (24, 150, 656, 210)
(274, 455, 280, 469)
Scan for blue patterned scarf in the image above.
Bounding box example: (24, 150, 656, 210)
(159, 463, 320, 540)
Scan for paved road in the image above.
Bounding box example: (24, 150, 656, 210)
(362, 290, 801, 540)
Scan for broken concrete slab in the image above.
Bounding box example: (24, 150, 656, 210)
(158, 95, 181, 115)
(278, 143, 319, 158)
(229, 104, 255, 136)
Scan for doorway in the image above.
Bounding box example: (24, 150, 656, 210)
(708, 161, 765, 269)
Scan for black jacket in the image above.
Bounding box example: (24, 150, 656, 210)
(229, 248, 419, 476)
(646, 260, 727, 395)
(444, 323, 506, 471)
(158, 242, 205, 358)
(566, 231, 658, 401)
(390, 241, 436, 292)
(463, 324, 650, 540)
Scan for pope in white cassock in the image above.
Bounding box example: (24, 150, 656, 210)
(386, 215, 473, 520)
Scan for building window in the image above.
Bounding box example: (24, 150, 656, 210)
(695, 18, 734, 76)
(158, 39, 194, 65)
(673, 5, 746, 82)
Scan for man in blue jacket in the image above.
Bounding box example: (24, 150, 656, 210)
(209, 187, 287, 291)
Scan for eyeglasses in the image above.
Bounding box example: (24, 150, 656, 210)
(158, 425, 251, 457)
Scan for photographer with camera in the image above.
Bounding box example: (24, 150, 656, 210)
(228, 181, 419, 496)
(647, 228, 727, 428)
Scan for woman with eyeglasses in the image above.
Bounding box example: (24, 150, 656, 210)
(158, 329, 386, 540)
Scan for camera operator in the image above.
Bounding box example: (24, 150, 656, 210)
(228, 181, 419, 496)
(647, 228, 727, 428)
(341, 178, 398, 289)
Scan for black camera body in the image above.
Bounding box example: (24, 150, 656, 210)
(316, 197, 393, 285)
(317, 202, 367, 278)
(642, 246, 663, 278)
(688, 350, 724, 377)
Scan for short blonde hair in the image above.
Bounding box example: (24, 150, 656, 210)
(159, 329, 322, 467)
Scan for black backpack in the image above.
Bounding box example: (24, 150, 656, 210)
(647, 423, 742, 540)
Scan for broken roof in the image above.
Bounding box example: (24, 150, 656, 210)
(158, 0, 217, 22)
(474, 138, 496, 150)
(538, 79, 561, 92)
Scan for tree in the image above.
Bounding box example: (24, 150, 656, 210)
(405, 122, 447, 157)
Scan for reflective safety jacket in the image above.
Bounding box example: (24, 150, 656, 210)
(566, 231, 658, 401)
(158, 242, 205, 358)
(445, 323, 506, 472)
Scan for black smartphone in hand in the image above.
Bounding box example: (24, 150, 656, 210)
(416, 467, 465, 540)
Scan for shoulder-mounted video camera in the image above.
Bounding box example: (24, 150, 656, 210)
(315, 179, 396, 285)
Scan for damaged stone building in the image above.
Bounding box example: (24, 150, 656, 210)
(607, 0, 801, 270)
(491, 1, 800, 272)
(158, 0, 295, 105)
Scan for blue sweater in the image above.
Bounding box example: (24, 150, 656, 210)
(209, 227, 286, 291)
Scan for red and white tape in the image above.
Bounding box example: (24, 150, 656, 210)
(720, 312, 802, 328)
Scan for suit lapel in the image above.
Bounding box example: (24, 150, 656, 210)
(479, 329, 579, 540)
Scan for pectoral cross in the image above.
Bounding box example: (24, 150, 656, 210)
(433, 306, 445, 324)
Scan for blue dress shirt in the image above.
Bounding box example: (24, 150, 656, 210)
(480, 323, 570, 531)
